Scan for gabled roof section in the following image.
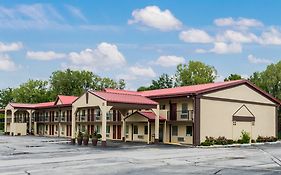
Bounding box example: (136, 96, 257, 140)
(55, 95, 78, 105)
(125, 111, 166, 122)
(89, 91, 158, 106)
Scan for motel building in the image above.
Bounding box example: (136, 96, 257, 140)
(4, 80, 280, 146)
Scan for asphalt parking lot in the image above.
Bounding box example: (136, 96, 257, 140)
(1, 136, 281, 175)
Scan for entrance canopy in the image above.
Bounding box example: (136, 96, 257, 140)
(125, 111, 166, 122)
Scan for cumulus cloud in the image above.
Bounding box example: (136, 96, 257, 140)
(129, 66, 156, 77)
(26, 51, 66, 61)
(0, 42, 23, 52)
(216, 30, 259, 43)
(210, 42, 242, 54)
(179, 29, 213, 43)
(128, 6, 182, 31)
(259, 27, 281, 45)
(0, 54, 17, 71)
(247, 54, 272, 64)
(155, 55, 185, 67)
(69, 42, 126, 70)
(214, 17, 263, 28)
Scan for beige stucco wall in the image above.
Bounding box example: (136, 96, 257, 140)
(126, 123, 155, 142)
(10, 123, 27, 136)
(205, 84, 275, 105)
(200, 84, 276, 143)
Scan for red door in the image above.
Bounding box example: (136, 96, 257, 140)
(170, 103, 177, 121)
(117, 125, 121, 139)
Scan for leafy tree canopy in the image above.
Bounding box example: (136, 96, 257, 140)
(224, 74, 242, 81)
(249, 61, 281, 100)
(175, 61, 217, 86)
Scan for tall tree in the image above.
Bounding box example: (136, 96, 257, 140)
(175, 61, 217, 86)
(0, 88, 13, 108)
(12, 80, 52, 103)
(137, 74, 174, 91)
(224, 74, 242, 81)
(249, 61, 281, 99)
(50, 69, 126, 96)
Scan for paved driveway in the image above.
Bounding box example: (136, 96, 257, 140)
(1, 136, 281, 175)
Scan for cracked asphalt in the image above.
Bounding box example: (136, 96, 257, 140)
(1, 136, 281, 174)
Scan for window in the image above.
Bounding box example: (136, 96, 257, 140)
(82, 125, 85, 132)
(144, 126, 148, 135)
(186, 126, 192, 136)
(96, 125, 100, 134)
(106, 126, 110, 133)
(160, 104, 166, 110)
(182, 103, 188, 113)
(82, 110, 86, 116)
(133, 125, 138, 134)
(61, 126, 65, 132)
(126, 125, 129, 134)
(45, 125, 48, 131)
(172, 126, 178, 136)
(55, 125, 58, 131)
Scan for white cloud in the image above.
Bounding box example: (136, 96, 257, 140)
(65, 5, 87, 22)
(216, 30, 258, 43)
(129, 66, 156, 77)
(0, 54, 17, 71)
(179, 29, 213, 43)
(0, 42, 23, 52)
(128, 6, 182, 31)
(259, 27, 281, 45)
(247, 54, 272, 64)
(0, 4, 70, 30)
(69, 42, 126, 70)
(155, 55, 185, 67)
(214, 17, 263, 28)
(26, 51, 66, 61)
(195, 49, 207, 53)
(210, 42, 242, 54)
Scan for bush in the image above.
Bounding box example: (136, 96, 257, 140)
(215, 136, 228, 145)
(240, 130, 250, 144)
(256, 136, 277, 142)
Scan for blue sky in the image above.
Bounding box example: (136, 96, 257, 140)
(0, 0, 281, 90)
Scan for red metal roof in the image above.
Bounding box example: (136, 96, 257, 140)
(90, 91, 158, 106)
(56, 95, 78, 105)
(104, 88, 140, 96)
(140, 80, 244, 98)
(105, 80, 280, 105)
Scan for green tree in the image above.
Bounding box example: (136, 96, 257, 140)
(50, 69, 126, 96)
(0, 88, 13, 108)
(249, 61, 281, 99)
(224, 74, 242, 81)
(175, 61, 217, 86)
(12, 80, 52, 103)
(137, 74, 174, 91)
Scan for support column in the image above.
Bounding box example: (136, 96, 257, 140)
(10, 110, 15, 136)
(120, 110, 128, 142)
(100, 105, 112, 147)
(147, 121, 150, 144)
(71, 108, 76, 144)
(163, 121, 167, 143)
(152, 105, 160, 143)
(4, 110, 7, 133)
(28, 110, 32, 134)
